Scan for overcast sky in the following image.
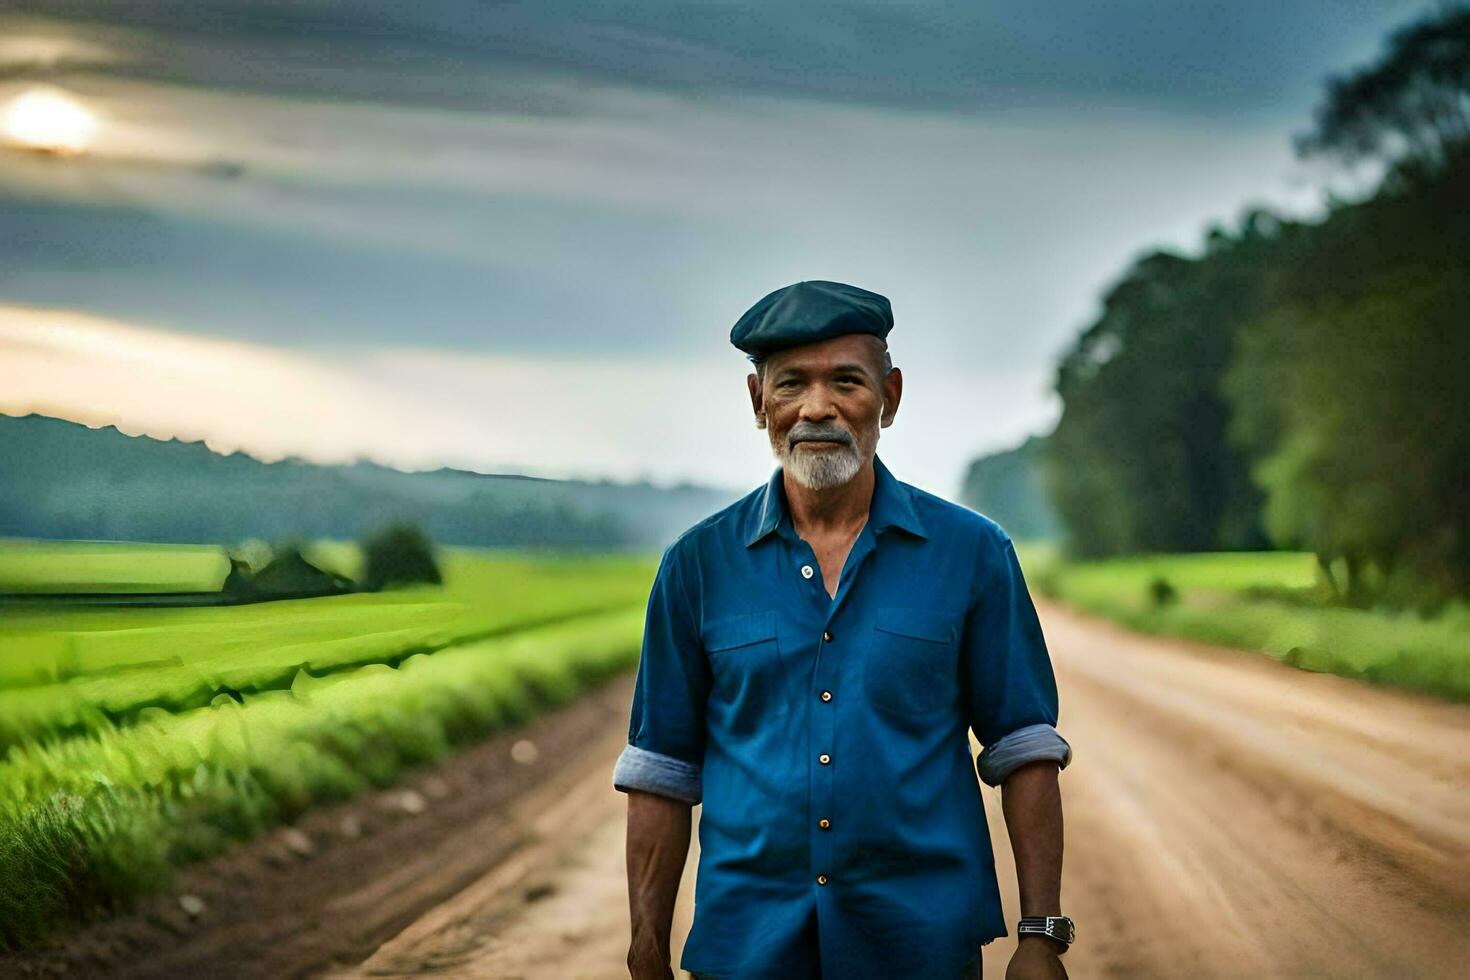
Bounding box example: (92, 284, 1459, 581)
(0, 1, 1431, 496)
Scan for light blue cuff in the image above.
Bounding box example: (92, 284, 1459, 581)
(612, 743, 703, 805)
(976, 723, 1072, 787)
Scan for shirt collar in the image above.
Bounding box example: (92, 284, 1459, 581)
(745, 452, 927, 548)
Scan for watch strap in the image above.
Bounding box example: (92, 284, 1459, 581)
(1017, 915, 1074, 952)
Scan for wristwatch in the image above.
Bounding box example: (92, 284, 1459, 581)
(1017, 915, 1074, 953)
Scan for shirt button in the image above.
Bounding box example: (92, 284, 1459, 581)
(819, 753, 831, 764)
(822, 630, 833, 642)
(819, 818, 831, 830)
(816, 874, 829, 885)
(820, 690, 832, 702)
(801, 564, 814, 579)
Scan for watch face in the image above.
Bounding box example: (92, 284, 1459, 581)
(1049, 917, 1075, 943)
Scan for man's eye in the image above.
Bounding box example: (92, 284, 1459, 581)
(776, 379, 799, 389)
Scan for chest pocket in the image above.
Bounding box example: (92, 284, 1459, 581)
(703, 611, 787, 730)
(864, 606, 961, 719)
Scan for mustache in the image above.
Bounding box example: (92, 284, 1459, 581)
(787, 421, 855, 447)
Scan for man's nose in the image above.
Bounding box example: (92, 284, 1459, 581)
(798, 385, 838, 421)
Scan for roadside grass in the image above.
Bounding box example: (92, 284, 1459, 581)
(1014, 545, 1470, 702)
(0, 540, 658, 949)
(0, 607, 649, 949)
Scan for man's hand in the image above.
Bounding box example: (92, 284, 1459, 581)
(1006, 936, 1069, 979)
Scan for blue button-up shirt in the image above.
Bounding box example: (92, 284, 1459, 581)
(613, 453, 1072, 979)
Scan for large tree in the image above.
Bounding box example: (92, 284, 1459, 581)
(1045, 218, 1274, 558)
(1297, 4, 1470, 179)
(1224, 156, 1470, 604)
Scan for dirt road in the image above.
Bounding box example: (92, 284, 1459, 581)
(340, 600, 1470, 979)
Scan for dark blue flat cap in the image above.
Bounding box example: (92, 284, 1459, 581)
(730, 280, 892, 360)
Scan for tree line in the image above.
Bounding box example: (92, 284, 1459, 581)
(969, 4, 1469, 608)
(0, 413, 735, 553)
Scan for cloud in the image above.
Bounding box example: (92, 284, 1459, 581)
(0, 2, 1436, 115)
(0, 28, 120, 79)
(0, 82, 1330, 367)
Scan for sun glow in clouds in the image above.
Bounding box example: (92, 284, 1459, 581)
(1, 86, 99, 155)
(0, 306, 758, 486)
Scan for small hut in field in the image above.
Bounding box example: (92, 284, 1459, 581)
(248, 547, 354, 599)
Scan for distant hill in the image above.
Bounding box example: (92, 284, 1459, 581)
(959, 435, 1059, 542)
(0, 413, 743, 550)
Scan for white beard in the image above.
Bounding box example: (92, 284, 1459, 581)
(776, 440, 864, 490)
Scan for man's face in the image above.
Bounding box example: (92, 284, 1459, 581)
(747, 334, 902, 491)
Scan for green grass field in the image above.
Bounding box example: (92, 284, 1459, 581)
(0, 547, 657, 744)
(0, 539, 232, 594)
(0, 539, 659, 948)
(1016, 545, 1470, 702)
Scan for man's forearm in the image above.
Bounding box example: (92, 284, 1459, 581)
(1000, 759, 1064, 917)
(625, 788, 693, 978)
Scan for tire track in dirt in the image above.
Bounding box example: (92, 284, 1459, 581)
(339, 754, 700, 979)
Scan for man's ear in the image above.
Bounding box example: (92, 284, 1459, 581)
(747, 372, 763, 419)
(880, 367, 902, 428)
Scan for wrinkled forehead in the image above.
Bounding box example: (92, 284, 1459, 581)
(759, 333, 888, 376)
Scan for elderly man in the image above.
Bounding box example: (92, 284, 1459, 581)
(613, 280, 1074, 980)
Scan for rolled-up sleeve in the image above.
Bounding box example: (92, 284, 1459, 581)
(612, 542, 709, 805)
(962, 533, 1073, 788)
